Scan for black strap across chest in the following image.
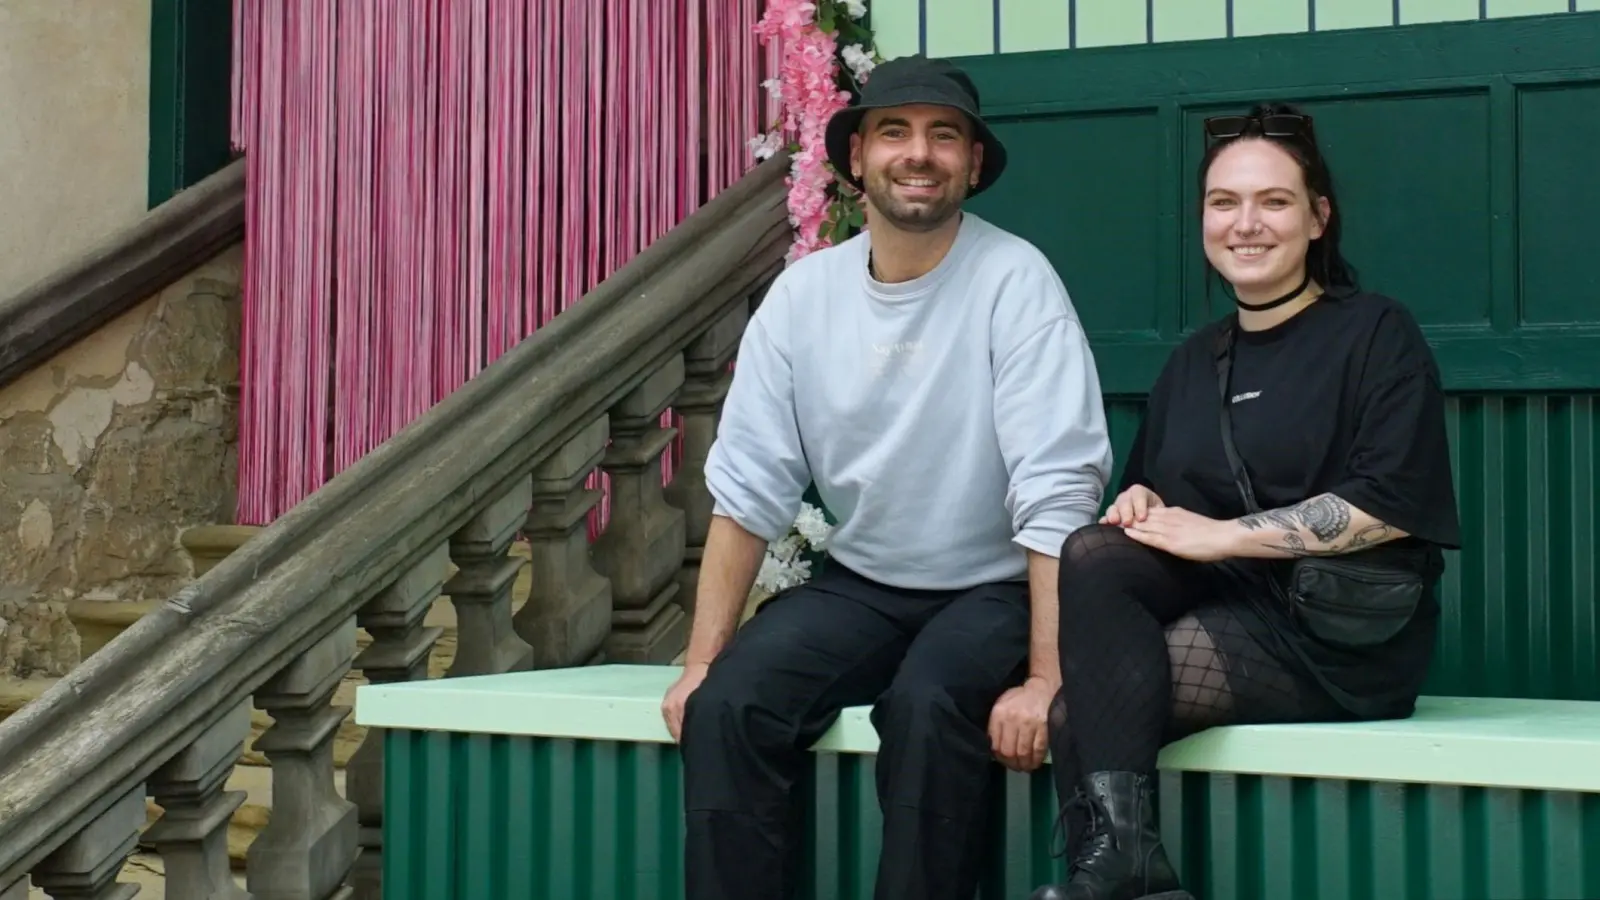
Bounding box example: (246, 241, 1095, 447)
(1211, 315, 1262, 515)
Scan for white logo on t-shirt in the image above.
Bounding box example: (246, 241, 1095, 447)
(869, 340, 924, 378)
(1231, 390, 1262, 404)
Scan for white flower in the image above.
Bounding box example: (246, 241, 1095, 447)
(771, 531, 806, 561)
(747, 130, 784, 161)
(755, 553, 812, 593)
(843, 0, 868, 20)
(761, 77, 784, 101)
(794, 503, 832, 550)
(841, 44, 875, 81)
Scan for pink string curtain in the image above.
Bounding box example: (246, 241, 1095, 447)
(230, 0, 775, 527)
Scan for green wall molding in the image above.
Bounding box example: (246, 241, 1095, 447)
(952, 12, 1600, 393)
(148, 0, 236, 208)
(873, 0, 1600, 58)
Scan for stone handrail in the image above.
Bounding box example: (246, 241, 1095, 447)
(0, 157, 246, 388)
(0, 151, 791, 897)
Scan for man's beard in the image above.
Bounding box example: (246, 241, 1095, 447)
(862, 166, 969, 233)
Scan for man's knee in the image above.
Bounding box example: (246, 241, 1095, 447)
(682, 664, 788, 757)
(873, 678, 983, 749)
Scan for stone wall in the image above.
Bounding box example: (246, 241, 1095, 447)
(0, 0, 151, 297)
(0, 246, 242, 678)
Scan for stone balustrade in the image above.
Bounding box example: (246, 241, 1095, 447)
(0, 153, 791, 900)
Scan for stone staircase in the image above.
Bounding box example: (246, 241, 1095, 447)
(0, 524, 540, 894)
(0, 529, 779, 900)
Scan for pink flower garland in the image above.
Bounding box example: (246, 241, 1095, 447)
(753, 1, 868, 262)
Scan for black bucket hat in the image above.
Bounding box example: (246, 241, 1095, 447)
(824, 55, 1008, 196)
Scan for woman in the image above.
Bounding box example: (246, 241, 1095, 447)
(1030, 103, 1461, 900)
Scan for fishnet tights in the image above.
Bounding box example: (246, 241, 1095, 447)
(1053, 524, 1337, 776)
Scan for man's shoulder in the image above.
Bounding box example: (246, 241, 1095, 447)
(779, 234, 865, 284)
(963, 214, 1056, 275)
(754, 237, 863, 322)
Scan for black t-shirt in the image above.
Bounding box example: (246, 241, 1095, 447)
(1119, 291, 1462, 718)
(1122, 291, 1461, 552)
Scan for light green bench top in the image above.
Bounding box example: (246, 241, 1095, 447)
(354, 663, 1600, 795)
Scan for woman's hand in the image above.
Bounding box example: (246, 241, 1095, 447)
(1123, 506, 1244, 562)
(1101, 484, 1164, 526)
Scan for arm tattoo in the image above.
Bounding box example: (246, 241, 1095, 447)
(1238, 494, 1398, 557)
(1239, 494, 1351, 542)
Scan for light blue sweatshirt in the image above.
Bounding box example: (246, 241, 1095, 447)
(704, 212, 1113, 590)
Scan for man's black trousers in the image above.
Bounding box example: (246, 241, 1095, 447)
(680, 560, 1031, 899)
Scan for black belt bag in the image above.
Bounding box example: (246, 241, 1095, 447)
(1212, 319, 1427, 650)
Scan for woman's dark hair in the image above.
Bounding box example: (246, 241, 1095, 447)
(1198, 102, 1360, 296)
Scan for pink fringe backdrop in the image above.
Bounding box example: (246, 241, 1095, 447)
(230, 0, 781, 528)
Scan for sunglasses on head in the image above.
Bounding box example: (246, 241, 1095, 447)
(1203, 112, 1314, 141)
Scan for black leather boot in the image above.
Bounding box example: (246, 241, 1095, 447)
(1028, 771, 1193, 900)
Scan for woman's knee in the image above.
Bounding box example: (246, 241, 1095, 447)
(1058, 523, 1142, 572)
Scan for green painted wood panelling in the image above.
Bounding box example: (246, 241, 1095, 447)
(148, 0, 235, 207)
(1435, 395, 1600, 700)
(999, 0, 1073, 55)
(383, 730, 1600, 900)
(868, 0, 923, 61)
(1162, 771, 1600, 899)
(1072, 0, 1150, 48)
(953, 13, 1600, 394)
(924, 1, 995, 58)
(1152, 0, 1228, 42)
(1099, 394, 1600, 702)
(1490, 0, 1573, 14)
(876, 0, 1591, 56)
(1404, 0, 1483, 25)
(1234, 0, 1311, 36)
(1313, 0, 1398, 31)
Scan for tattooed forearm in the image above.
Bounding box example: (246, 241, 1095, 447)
(1239, 494, 1351, 542)
(1232, 493, 1407, 559)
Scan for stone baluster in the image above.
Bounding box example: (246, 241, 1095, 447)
(515, 418, 614, 667)
(245, 618, 359, 900)
(345, 546, 449, 900)
(29, 785, 145, 899)
(445, 481, 535, 677)
(663, 306, 747, 615)
(143, 701, 253, 899)
(594, 356, 689, 662)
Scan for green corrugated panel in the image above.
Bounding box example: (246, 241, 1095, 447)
(805, 752, 1072, 897)
(1105, 394, 1600, 702)
(1161, 770, 1600, 899)
(382, 731, 1071, 899)
(384, 731, 1600, 899)
(1435, 394, 1600, 700)
(384, 731, 685, 899)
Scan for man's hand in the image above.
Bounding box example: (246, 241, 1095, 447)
(662, 662, 710, 742)
(988, 675, 1056, 771)
(1123, 506, 1244, 562)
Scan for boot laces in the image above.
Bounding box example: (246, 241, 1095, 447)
(1048, 790, 1103, 861)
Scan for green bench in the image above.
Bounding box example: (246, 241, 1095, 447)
(355, 664, 1600, 900)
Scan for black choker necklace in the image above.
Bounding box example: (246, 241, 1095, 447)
(1236, 272, 1311, 312)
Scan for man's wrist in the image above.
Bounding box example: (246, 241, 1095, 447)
(1025, 669, 1061, 690)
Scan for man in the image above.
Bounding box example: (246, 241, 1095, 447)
(661, 55, 1113, 899)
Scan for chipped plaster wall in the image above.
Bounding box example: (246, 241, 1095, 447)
(0, 246, 241, 677)
(0, 0, 151, 298)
